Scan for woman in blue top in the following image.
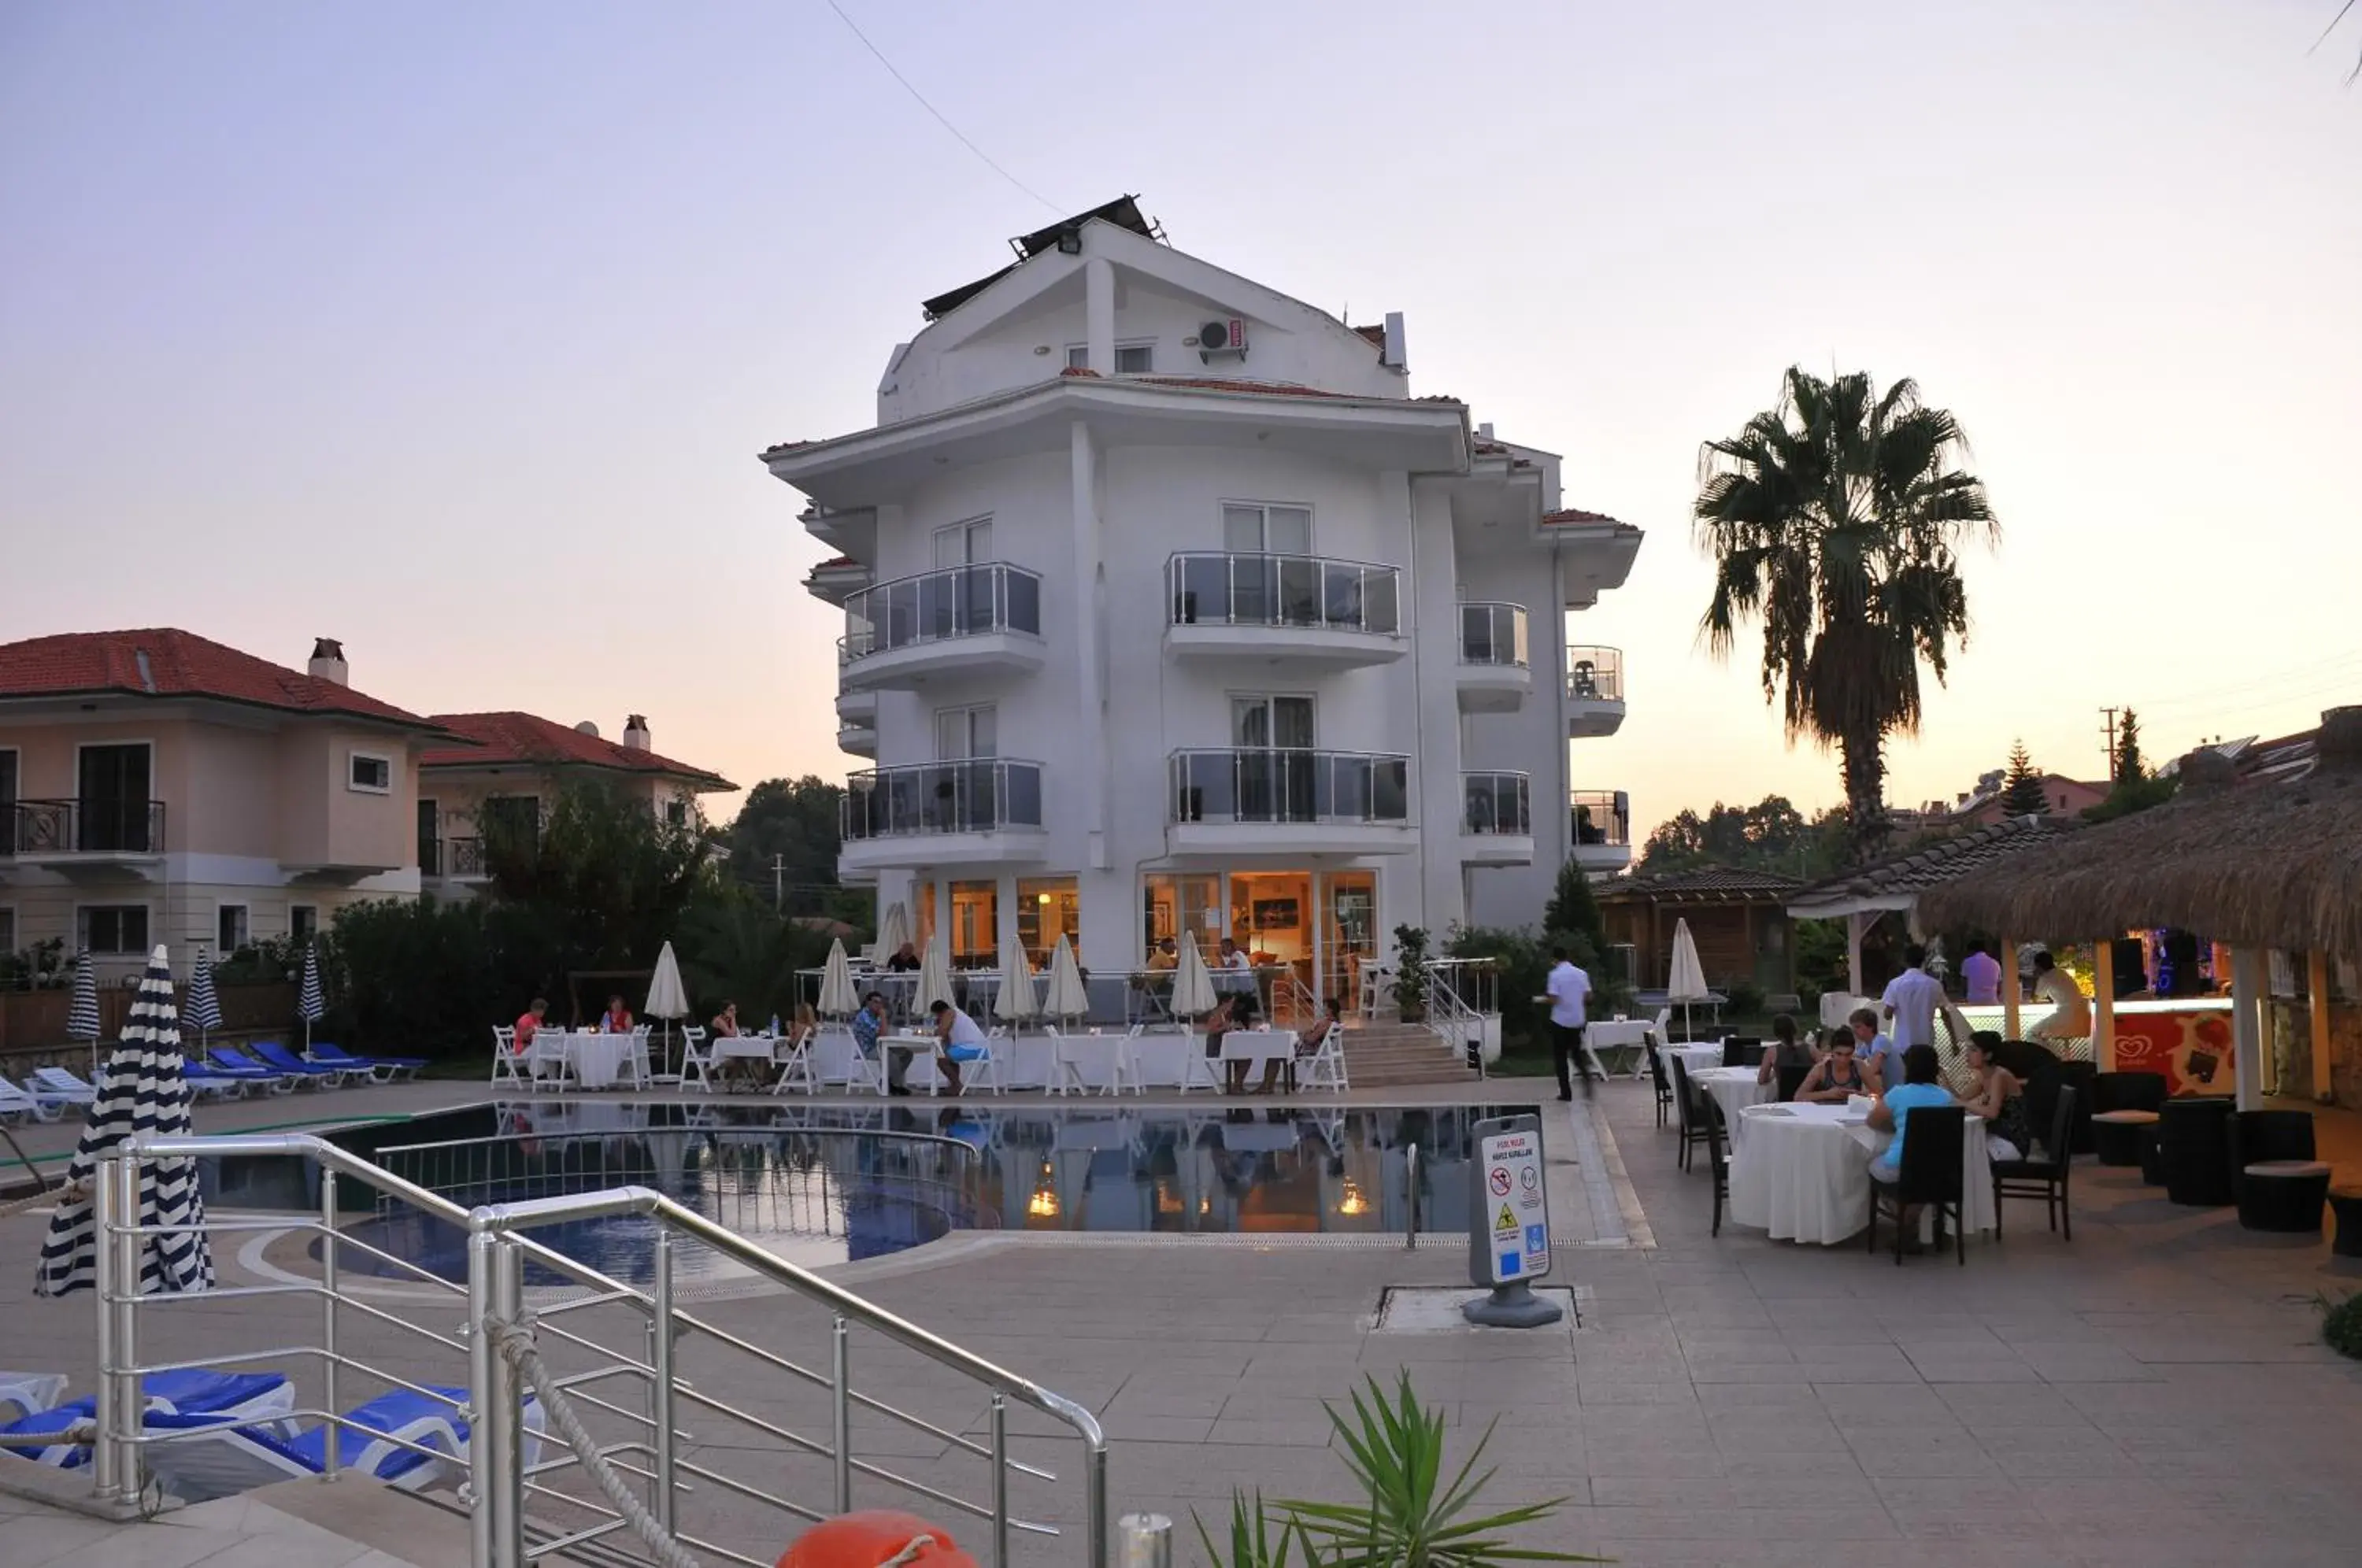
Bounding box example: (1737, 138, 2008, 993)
(1868, 1045, 1956, 1244)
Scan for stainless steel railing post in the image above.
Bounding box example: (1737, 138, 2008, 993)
(1086, 1440, 1111, 1568)
(469, 1230, 527, 1568)
(831, 1313, 853, 1514)
(1116, 1513, 1172, 1568)
(91, 1150, 122, 1503)
(651, 1229, 679, 1535)
(1405, 1142, 1420, 1250)
(988, 1394, 1010, 1568)
(107, 1151, 143, 1502)
(320, 1168, 340, 1478)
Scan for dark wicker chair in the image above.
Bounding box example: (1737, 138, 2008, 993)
(1704, 1096, 1732, 1237)
(2160, 1097, 2236, 1206)
(1668, 1054, 1712, 1171)
(2231, 1110, 2328, 1233)
(1868, 1104, 1967, 1266)
(2090, 1071, 2168, 1116)
(1646, 1043, 1675, 1130)
(1775, 1063, 1812, 1104)
(1994, 1085, 2076, 1241)
(1722, 1037, 1764, 1069)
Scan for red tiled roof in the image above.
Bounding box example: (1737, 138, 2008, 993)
(1541, 507, 1630, 527)
(420, 712, 734, 791)
(0, 628, 442, 730)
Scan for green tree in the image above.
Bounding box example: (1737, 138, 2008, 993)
(1542, 859, 1605, 956)
(724, 775, 846, 907)
(483, 780, 716, 971)
(1998, 741, 2050, 817)
(1635, 794, 1844, 880)
(1695, 368, 1998, 864)
(2114, 708, 2145, 785)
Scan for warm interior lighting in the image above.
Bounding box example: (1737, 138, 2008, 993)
(1026, 1160, 1059, 1219)
(1336, 1178, 1368, 1218)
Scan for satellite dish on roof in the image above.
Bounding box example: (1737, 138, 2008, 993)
(575, 721, 600, 738)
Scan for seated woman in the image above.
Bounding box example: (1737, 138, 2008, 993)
(710, 1000, 740, 1038)
(602, 994, 635, 1034)
(1201, 992, 1260, 1095)
(1261, 996, 1342, 1094)
(1867, 1045, 1958, 1248)
(1792, 1028, 1868, 1103)
(1756, 1013, 1815, 1086)
(1957, 1034, 2033, 1161)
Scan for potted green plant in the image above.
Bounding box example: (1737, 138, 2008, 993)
(1390, 925, 1431, 1023)
(1196, 1372, 1601, 1568)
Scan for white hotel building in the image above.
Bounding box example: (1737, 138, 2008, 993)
(767, 199, 1639, 1010)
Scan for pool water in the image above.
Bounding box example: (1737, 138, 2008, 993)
(309, 1100, 1537, 1285)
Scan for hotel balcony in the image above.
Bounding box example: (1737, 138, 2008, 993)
(5, 799, 167, 879)
(1460, 771, 1534, 865)
(835, 689, 878, 758)
(418, 836, 491, 884)
(1167, 748, 1414, 856)
(1456, 602, 1531, 713)
(1565, 645, 1627, 738)
(839, 759, 1048, 874)
(839, 563, 1044, 692)
(1164, 553, 1406, 668)
(1570, 789, 1633, 873)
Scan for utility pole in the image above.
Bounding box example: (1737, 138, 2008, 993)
(2100, 707, 2120, 778)
(772, 853, 785, 912)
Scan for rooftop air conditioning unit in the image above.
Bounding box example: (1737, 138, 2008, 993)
(1196, 317, 1248, 362)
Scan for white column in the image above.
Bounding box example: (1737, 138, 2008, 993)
(2001, 934, 2023, 1040)
(2094, 940, 2117, 1071)
(2233, 946, 2265, 1111)
(1846, 912, 1867, 997)
(1069, 420, 1108, 871)
(1404, 472, 1464, 937)
(1084, 256, 1115, 375)
(2310, 951, 2334, 1103)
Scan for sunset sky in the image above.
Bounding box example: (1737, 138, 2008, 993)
(4, 2, 2357, 841)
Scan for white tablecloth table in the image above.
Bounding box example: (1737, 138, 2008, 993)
(1663, 1041, 1727, 1079)
(709, 1035, 780, 1063)
(1725, 1100, 1996, 1245)
(801, 1028, 1296, 1093)
(535, 1031, 635, 1089)
(1585, 1020, 1660, 1078)
(1691, 1066, 1775, 1146)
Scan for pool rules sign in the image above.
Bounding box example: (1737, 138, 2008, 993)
(1463, 1114, 1564, 1327)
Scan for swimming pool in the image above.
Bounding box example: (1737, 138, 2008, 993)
(305, 1100, 1537, 1285)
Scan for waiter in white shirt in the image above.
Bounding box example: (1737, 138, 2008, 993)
(2027, 950, 2092, 1044)
(1544, 946, 1595, 1102)
(1880, 944, 1946, 1054)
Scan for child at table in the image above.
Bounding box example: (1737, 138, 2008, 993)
(1756, 1014, 1815, 1086)
(1793, 1029, 1868, 1103)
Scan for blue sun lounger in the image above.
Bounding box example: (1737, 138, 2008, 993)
(249, 1040, 362, 1088)
(143, 1383, 544, 1502)
(307, 1041, 428, 1082)
(1, 1369, 295, 1466)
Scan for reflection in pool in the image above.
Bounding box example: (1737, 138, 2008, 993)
(318, 1100, 1536, 1285)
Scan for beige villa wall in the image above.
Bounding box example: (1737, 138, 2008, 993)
(1, 877, 389, 980)
(183, 720, 280, 857)
(1, 716, 194, 838)
(313, 728, 416, 871)
(420, 769, 690, 839)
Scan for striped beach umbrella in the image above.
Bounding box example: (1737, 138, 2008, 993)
(183, 946, 225, 1052)
(36, 945, 215, 1297)
(65, 945, 101, 1040)
(297, 941, 325, 1048)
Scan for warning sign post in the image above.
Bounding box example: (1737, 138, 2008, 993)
(1463, 1114, 1562, 1327)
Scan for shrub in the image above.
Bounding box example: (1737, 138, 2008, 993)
(2323, 1292, 2362, 1361)
(1725, 979, 1765, 1019)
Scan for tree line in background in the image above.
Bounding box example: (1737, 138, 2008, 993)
(321, 775, 861, 1057)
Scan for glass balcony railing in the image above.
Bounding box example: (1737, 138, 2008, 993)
(1168, 749, 1411, 827)
(840, 563, 1042, 664)
(1566, 646, 1625, 702)
(1570, 790, 1631, 849)
(842, 760, 1046, 841)
(1462, 771, 1532, 836)
(1458, 603, 1530, 668)
(6, 798, 166, 856)
(1167, 553, 1401, 636)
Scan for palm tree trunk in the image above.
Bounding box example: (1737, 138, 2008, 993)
(1838, 729, 1891, 866)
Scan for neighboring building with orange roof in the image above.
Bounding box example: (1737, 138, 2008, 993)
(0, 630, 448, 974)
(414, 711, 735, 894)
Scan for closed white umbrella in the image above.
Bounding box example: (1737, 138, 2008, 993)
(1042, 934, 1089, 1021)
(1170, 934, 1217, 1020)
(1666, 918, 1711, 1041)
(915, 933, 957, 1015)
(646, 941, 690, 1079)
(994, 940, 1040, 1023)
(876, 902, 911, 960)
(818, 938, 861, 1017)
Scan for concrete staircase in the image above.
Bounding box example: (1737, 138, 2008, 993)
(1338, 1021, 1482, 1088)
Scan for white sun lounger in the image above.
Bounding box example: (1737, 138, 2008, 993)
(0, 1076, 65, 1123)
(0, 1371, 68, 1427)
(28, 1067, 98, 1105)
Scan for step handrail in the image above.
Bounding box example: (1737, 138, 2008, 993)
(117, 1131, 1109, 1568)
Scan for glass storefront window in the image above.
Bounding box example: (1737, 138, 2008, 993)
(1018, 877, 1080, 965)
(950, 880, 997, 967)
(912, 881, 935, 952)
(1321, 871, 1379, 1014)
(1142, 874, 1220, 964)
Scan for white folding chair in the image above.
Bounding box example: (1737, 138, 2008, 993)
(489, 1026, 525, 1089)
(1301, 1026, 1350, 1093)
(960, 1026, 1008, 1096)
(678, 1026, 713, 1093)
(1040, 1026, 1081, 1096)
(1100, 1024, 1146, 1097)
(1357, 963, 1390, 1021)
(529, 1034, 575, 1093)
(771, 1027, 819, 1096)
(1180, 1034, 1225, 1094)
(628, 1026, 653, 1089)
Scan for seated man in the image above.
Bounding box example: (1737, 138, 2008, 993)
(1849, 1007, 1905, 1093)
(1261, 995, 1341, 1094)
(928, 1000, 988, 1097)
(1868, 1043, 1957, 1249)
(1146, 937, 1179, 973)
(851, 990, 898, 1093)
(884, 942, 922, 974)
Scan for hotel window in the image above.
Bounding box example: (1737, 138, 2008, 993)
(664, 798, 688, 827)
(217, 904, 249, 954)
(0, 748, 17, 821)
(80, 904, 149, 955)
(1223, 502, 1311, 556)
(1231, 695, 1315, 749)
(291, 905, 318, 944)
(934, 704, 997, 761)
(913, 880, 936, 953)
(949, 880, 998, 967)
(932, 516, 993, 568)
(1142, 874, 1220, 963)
(1018, 877, 1080, 966)
(348, 751, 393, 793)
(1064, 342, 1155, 373)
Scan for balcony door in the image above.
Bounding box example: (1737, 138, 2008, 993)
(929, 517, 994, 641)
(931, 705, 997, 832)
(1222, 504, 1312, 625)
(1231, 697, 1314, 822)
(78, 743, 152, 852)
(416, 799, 440, 876)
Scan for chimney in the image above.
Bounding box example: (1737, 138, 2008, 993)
(623, 714, 650, 752)
(1381, 310, 1407, 371)
(307, 638, 348, 686)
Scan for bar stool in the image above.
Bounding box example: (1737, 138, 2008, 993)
(2328, 1189, 2362, 1259)
(2091, 1109, 2160, 1168)
(2159, 1098, 2235, 1207)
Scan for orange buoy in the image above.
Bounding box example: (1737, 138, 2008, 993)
(777, 1511, 978, 1568)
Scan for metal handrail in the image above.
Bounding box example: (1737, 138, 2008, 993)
(1166, 551, 1402, 635)
(1405, 1142, 1420, 1249)
(1564, 645, 1626, 702)
(1457, 602, 1530, 668)
(108, 1132, 1108, 1568)
(1167, 748, 1412, 827)
(1461, 771, 1532, 835)
(1570, 789, 1631, 848)
(842, 758, 1046, 841)
(841, 561, 1043, 664)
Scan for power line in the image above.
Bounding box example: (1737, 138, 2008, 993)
(822, 0, 1063, 215)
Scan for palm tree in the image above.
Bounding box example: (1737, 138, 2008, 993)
(1695, 368, 1997, 864)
